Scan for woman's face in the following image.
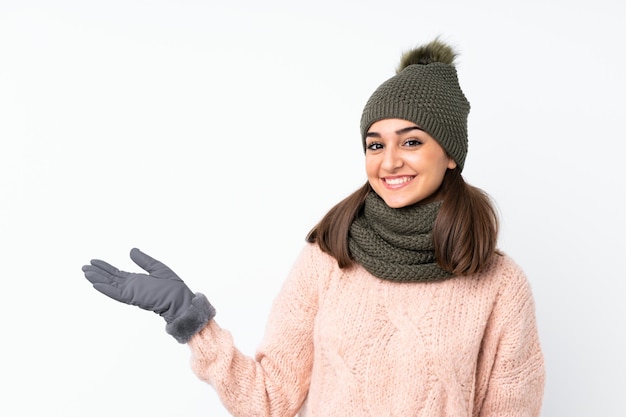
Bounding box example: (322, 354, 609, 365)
(365, 118, 456, 208)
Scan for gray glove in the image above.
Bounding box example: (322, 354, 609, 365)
(82, 248, 215, 343)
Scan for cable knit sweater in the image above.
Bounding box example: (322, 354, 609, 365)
(188, 243, 545, 416)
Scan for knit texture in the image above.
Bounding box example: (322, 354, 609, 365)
(348, 192, 452, 282)
(360, 39, 471, 170)
(188, 244, 545, 417)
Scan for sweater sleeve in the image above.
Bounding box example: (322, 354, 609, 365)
(187, 243, 320, 417)
(474, 259, 546, 417)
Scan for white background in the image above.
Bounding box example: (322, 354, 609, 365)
(1, 0, 624, 416)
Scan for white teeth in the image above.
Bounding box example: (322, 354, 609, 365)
(385, 177, 412, 185)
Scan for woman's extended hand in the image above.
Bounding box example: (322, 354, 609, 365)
(82, 248, 215, 343)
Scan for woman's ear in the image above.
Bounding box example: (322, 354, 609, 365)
(447, 157, 457, 170)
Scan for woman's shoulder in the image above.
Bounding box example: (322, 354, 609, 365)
(288, 242, 344, 282)
(479, 251, 535, 299)
(488, 252, 526, 276)
(296, 241, 339, 266)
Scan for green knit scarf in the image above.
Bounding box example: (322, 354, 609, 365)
(348, 192, 453, 282)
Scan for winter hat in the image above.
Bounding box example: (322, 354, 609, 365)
(360, 38, 471, 171)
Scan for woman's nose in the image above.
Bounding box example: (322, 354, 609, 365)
(382, 147, 403, 171)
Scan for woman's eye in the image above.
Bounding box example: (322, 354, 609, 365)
(405, 138, 423, 147)
(366, 142, 383, 151)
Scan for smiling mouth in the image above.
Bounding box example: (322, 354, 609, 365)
(383, 176, 415, 187)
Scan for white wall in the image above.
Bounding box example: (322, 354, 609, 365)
(1, 1, 624, 416)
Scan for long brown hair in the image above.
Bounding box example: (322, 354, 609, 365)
(305, 167, 499, 275)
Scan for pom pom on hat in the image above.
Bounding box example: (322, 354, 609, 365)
(397, 38, 458, 72)
(360, 38, 470, 171)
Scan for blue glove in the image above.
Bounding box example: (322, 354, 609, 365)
(82, 248, 215, 343)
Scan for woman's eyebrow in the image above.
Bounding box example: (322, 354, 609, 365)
(396, 126, 424, 135)
(366, 125, 424, 138)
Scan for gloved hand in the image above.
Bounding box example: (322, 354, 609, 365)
(82, 248, 215, 343)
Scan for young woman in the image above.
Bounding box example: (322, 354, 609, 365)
(83, 38, 545, 416)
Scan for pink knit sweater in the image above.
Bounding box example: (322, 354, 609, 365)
(188, 243, 545, 416)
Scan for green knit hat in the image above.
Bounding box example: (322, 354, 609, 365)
(360, 38, 471, 171)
